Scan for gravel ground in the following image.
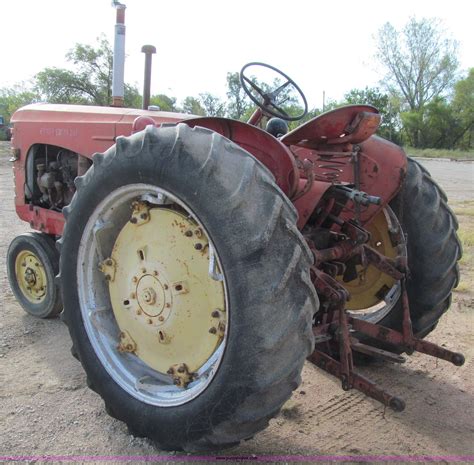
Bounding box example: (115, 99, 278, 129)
(0, 141, 472, 459)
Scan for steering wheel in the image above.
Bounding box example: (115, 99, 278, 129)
(240, 62, 308, 121)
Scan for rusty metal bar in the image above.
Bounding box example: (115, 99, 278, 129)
(348, 316, 465, 366)
(309, 350, 405, 411)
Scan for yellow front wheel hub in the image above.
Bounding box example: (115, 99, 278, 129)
(107, 206, 226, 375)
(15, 250, 47, 303)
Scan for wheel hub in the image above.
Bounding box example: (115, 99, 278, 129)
(15, 251, 47, 303)
(338, 209, 400, 311)
(106, 206, 226, 375)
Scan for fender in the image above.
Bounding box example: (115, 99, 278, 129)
(183, 117, 299, 198)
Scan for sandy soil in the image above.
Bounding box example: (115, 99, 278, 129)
(0, 141, 473, 459)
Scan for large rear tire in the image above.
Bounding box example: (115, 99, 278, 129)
(59, 124, 318, 451)
(377, 158, 461, 338)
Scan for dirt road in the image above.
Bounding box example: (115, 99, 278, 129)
(0, 142, 473, 458)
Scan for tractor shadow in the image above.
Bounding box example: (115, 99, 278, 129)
(355, 357, 474, 453)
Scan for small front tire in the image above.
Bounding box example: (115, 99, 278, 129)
(7, 232, 62, 318)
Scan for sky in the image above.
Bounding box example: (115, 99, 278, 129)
(1, 0, 473, 110)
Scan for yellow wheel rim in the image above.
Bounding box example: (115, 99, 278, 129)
(339, 209, 398, 311)
(107, 207, 226, 375)
(15, 250, 47, 303)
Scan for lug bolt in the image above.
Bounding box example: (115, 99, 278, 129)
(194, 243, 203, 250)
(106, 259, 113, 266)
(185, 230, 193, 237)
(209, 327, 217, 334)
(211, 310, 220, 318)
(130, 217, 138, 224)
(158, 315, 164, 321)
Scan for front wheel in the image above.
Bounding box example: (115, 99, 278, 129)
(59, 124, 318, 450)
(7, 232, 62, 318)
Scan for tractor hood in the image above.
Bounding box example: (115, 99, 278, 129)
(11, 103, 192, 156)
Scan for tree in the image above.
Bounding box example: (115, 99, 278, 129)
(226, 72, 251, 120)
(35, 36, 140, 107)
(182, 96, 206, 116)
(452, 68, 474, 149)
(199, 93, 226, 117)
(149, 94, 178, 112)
(344, 87, 401, 143)
(375, 18, 458, 112)
(0, 84, 40, 123)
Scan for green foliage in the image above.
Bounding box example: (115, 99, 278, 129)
(35, 36, 140, 108)
(199, 93, 226, 117)
(343, 87, 401, 143)
(452, 68, 474, 149)
(0, 84, 40, 123)
(226, 72, 251, 120)
(182, 96, 206, 116)
(376, 17, 458, 111)
(149, 94, 178, 112)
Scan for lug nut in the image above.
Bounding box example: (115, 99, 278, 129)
(173, 378, 181, 386)
(130, 292, 136, 299)
(141, 268, 147, 273)
(105, 274, 111, 281)
(209, 327, 217, 334)
(130, 217, 138, 224)
(167, 368, 174, 375)
(132, 276, 138, 283)
(106, 259, 113, 266)
(211, 310, 220, 318)
(185, 230, 193, 237)
(177, 365, 185, 373)
(158, 316, 164, 321)
(136, 309, 142, 315)
(147, 318, 153, 325)
(194, 243, 203, 250)
(140, 213, 148, 220)
(153, 270, 158, 276)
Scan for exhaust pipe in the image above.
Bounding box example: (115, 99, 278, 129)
(141, 45, 156, 110)
(112, 1, 126, 107)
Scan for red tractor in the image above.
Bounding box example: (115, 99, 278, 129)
(7, 62, 464, 451)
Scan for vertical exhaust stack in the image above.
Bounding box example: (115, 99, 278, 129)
(141, 45, 156, 110)
(112, 1, 126, 107)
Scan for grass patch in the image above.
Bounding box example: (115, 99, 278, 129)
(459, 251, 473, 268)
(453, 201, 474, 217)
(458, 228, 474, 248)
(406, 147, 474, 160)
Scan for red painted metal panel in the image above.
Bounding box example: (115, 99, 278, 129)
(281, 105, 379, 146)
